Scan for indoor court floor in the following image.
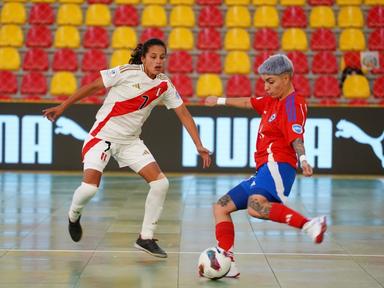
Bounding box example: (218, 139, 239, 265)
(0, 171, 383, 288)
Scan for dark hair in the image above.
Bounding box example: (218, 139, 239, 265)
(129, 38, 167, 65)
(340, 66, 364, 88)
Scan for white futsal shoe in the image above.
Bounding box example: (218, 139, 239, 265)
(302, 216, 327, 244)
(220, 249, 240, 278)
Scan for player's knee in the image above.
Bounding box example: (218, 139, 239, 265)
(247, 196, 270, 219)
(213, 203, 229, 217)
(149, 177, 169, 195)
(80, 182, 98, 198)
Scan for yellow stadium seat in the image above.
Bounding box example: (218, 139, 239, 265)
(115, 0, 140, 4)
(224, 51, 251, 74)
(196, 74, 223, 97)
(280, 0, 305, 5)
(170, 0, 194, 3)
(54, 26, 80, 48)
(168, 28, 194, 50)
(1, 3, 26, 24)
(110, 50, 131, 68)
(338, 6, 364, 28)
(85, 4, 111, 26)
(364, 0, 384, 4)
(224, 28, 250, 50)
(281, 28, 308, 51)
(3, 0, 26, 2)
(50, 72, 77, 96)
(30, 0, 55, 2)
(0, 48, 20, 70)
(57, 4, 83, 26)
(142, 0, 166, 4)
(170, 6, 195, 28)
(337, 0, 362, 4)
(112, 27, 137, 49)
(342, 75, 370, 99)
(253, 6, 279, 28)
(141, 5, 167, 27)
(225, 6, 251, 28)
(58, 0, 84, 3)
(309, 6, 336, 28)
(339, 28, 366, 51)
(225, 0, 250, 5)
(0, 25, 23, 47)
(253, 0, 277, 4)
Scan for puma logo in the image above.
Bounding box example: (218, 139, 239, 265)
(55, 117, 87, 141)
(335, 119, 384, 168)
(286, 214, 292, 224)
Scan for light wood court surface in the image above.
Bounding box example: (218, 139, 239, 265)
(0, 172, 383, 288)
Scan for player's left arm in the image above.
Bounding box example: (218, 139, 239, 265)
(292, 138, 313, 177)
(173, 104, 212, 168)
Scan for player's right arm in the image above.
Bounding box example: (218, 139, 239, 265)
(43, 77, 105, 122)
(205, 96, 253, 109)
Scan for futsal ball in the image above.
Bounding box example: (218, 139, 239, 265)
(198, 247, 231, 280)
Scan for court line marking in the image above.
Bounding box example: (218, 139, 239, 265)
(2, 249, 384, 258)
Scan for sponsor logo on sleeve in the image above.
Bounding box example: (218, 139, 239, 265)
(292, 124, 303, 134)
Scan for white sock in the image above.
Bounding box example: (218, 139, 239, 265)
(68, 182, 98, 222)
(140, 178, 169, 239)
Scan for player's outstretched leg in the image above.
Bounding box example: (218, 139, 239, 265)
(302, 216, 327, 243)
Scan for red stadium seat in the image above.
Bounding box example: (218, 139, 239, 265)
(226, 75, 252, 97)
(314, 76, 340, 99)
(343, 51, 361, 69)
(22, 48, 49, 71)
(310, 28, 336, 51)
(255, 77, 267, 97)
(368, 28, 384, 51)
(372, 52, 384, 74)
(367, 6, 384, 28)
(308, 0, 334, 4)
(29, 3, 54, 25)
(197, 0, 222, 4)
(140, 28, 165, 43)
(81, 72, 106, 100)
(0, 71, 17, 95)
(168, 51, 193, 73)
(114, 5, 139, 26)
(198, 6, 223, 27)
(197, 28, 222, 50)
(26, 25, 52, 48)
(373, 76, 384, 99)
(282, 7, 307, 28)
(253, 29, 279, 51)
(253, 51, 274, 73)
(287, 51, 308, 74)
(293, 75, 310, 98)
(21, 72, 47, 98)
(52, 49, 78, 72)
(83, 27, 109, 48)
(170, 74, 193, 99)
(312, 51, 338, 74)
(81, 49, 107, 72)
(196, 51, 222, 73)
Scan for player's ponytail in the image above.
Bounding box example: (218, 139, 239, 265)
(129, 38, 167, 65)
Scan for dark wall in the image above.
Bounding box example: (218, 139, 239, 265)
(0, 103, 383, 175)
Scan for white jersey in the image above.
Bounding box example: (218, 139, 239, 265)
(88, 64, 183, 144)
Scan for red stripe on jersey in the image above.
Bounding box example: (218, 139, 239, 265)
(90, 82, 168, 137)
(82, 137, 101, 161)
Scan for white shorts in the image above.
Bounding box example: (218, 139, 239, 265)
(81, 136, 156, 173)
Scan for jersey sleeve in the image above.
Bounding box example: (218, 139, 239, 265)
(161, 80, 183, 109)
(282, 97, 307, 144)
(100, 66, 126, 88)
(250, 96, 268, 115)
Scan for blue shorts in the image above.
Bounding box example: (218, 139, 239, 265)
(227, 162, 296, 210)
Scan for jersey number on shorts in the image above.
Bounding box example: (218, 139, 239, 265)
(139, 95, 149, 109)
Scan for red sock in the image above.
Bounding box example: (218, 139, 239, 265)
(215, 221, 234, 251)
(269, 203, 308, 229)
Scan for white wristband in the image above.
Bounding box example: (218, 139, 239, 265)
(299, 155, 307, 165)
(217, 97, 226, 105)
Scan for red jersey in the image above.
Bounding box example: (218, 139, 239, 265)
(250, 92, 307, 170)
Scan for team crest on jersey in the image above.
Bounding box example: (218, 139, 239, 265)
(292, 124, 303, 134)
(268, 113, 276, 123)
(109, 68, 119, 77)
